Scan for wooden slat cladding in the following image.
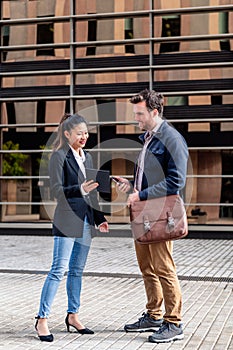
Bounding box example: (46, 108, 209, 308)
(1, 51, 233, 73)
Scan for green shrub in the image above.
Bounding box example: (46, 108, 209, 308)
(3, 141, 29, 176)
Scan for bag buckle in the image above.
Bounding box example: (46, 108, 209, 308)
(143, 216, 151, 232)
(167, 212, 175, 232)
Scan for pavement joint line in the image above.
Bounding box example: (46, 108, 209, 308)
(0, 269, 233, 283)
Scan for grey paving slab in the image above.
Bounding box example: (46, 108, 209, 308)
(0, 236, 233, 280)
(0, 273, 232, 350)
(0, 235, 232, 349)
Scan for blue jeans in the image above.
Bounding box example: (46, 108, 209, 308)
(38, 217, 92, 318)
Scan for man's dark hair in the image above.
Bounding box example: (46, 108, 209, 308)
(129, 89, 164, 115)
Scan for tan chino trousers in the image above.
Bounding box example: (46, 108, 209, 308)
(134, 240, 182, 325)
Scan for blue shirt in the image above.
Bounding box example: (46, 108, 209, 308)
(136, 120, 189, 201)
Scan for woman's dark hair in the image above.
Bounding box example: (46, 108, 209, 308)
(129, 89, 164, 116)
(53, 113, 88, 150)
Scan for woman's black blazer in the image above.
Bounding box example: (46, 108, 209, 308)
(49, 145, 106, 237)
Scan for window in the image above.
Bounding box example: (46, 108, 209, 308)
(1, 20, 10, 61)
(167, 96, 188, 133)
(167, 96, 188, 106)
(220, 151, 233, 218)
(125, 18, 135, 54)
(97, 99, 116, 122)
(37, 101, 46, 132)
(5, 102, 16, 125)
(211, 95, 222, 105)
(219, 12, 230, 51)
(86, 19, 97, 56)
(36, 21, 54, 56)
(160, 16, 180, 53)
(211, 95, 222, 133)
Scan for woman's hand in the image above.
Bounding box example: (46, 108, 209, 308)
(82, 180, 99, 193)
(98, 221, 109, 232)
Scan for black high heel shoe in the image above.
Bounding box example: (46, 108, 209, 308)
(35, 316, 54, 342)
(65, 313, 94, 335)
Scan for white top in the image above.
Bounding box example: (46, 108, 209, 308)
(69, 145, 88, 196)
(135, 117, 164, 191)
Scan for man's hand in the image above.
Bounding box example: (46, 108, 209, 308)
(114, 176, 131, 193)
(127, 189, 140, 207)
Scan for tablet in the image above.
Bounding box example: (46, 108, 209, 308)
(85, 168, 110, 193)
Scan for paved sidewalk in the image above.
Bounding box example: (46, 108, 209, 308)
(0, 235, 232, 350)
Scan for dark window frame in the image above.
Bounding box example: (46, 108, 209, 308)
(125, 18, 135, 54)
(86, 19, 97, 56)
(36, 19, 55, 57)
(160, 16, 180, 53)
(1, 18, 10, 61)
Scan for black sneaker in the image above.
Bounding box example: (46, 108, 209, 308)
(148, 321, 184, 343)
(124, 313, 163, 332)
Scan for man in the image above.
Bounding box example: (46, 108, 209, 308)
(116, 89, 189, 343)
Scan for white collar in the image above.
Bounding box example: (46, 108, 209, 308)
(69, 144, 86, 162)
(152, 117, 164, 133)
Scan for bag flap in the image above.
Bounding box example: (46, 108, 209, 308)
(130, 195, 185, 224)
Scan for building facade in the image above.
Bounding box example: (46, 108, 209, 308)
(0, 0, 233, 233)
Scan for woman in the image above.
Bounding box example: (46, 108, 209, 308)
(35, 113, 109, 342)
